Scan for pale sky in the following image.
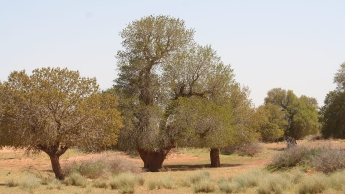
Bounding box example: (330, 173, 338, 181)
(1, 1, 344, 107)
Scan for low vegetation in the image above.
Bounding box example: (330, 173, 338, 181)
(268, 145, 345, 173)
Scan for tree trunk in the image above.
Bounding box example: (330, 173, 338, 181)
(48, 153, 65, 180)
(137, 148, 171, 172)
(210, 148, 220, 167)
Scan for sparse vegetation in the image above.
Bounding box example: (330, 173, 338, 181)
(109, 172, 142, 193)
(64, 172, 88, 187)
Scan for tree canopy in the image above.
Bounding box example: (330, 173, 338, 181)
(321, 62, 345, 138)
(264, 88, 319, 139)
(114, 15, 244, 170)
(0, 67, 123, 179)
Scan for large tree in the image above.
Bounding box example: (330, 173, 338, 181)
(321, 62, 345, 138)
(264, 88, 319, 139)
(0, 67, 123, 180)
(115, 15, 239, 171)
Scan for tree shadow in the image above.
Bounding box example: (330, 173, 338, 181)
(163, 163, 242, 171)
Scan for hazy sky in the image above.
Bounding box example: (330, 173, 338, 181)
(1, 1, 344, 107)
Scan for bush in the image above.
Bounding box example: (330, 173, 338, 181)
(268, 146, 320, 170)
(310, 149, 345, 173)
(64, 172, 87, 187)
(110, 172, 142, 194)
(63, 153, 141, 179)
(221, 143, 263, 156)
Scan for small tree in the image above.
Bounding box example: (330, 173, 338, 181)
(264, 88, 319, 139)
(0, 67, 123, 180)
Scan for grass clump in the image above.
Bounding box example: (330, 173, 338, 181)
(46, 178, 63, 190)
(110, 172, 142, 194)
(92, 179, 108, 189)
(218, 181, 242, 194)
(7, 178, 18, 187)
(188, 170, 211, 184)
(64, 172, 87, 187)
(18, 174, 41, 190)
(297, 174, 330, 194)
(147, 176, 176, 190)
(232, 169, 263, 188)
(194, 179, 215, 193)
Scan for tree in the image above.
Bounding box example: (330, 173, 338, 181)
(334, 62, 345, 91)
(264, 88, 319, 139)
(114, 15, 239, 170)
(0, 67, 123, 180)
(321, 62, 345, 138)
(256, 103, 287, 142)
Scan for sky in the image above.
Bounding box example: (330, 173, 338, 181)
(1, 1, 344, 107)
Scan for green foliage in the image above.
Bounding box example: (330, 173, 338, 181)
(320, 90, 345, 138)
(0, 67, 123, 179)
(256, 103, 287, 142)
(264, 88, 320, 139)
(114, 15, 244, 170)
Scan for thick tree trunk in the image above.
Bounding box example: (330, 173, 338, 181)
(210, 148, 220, 167)
(137, 148, 171, 172)
(48, 153, 65, 180)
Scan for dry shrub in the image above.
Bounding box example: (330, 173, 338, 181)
(310, 148, 345, 173)
(221, 142, 263, 156)
(63, 152, 141, 179)
(268, 146, 320, 170)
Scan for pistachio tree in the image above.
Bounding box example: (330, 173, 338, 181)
(0, 67, 123, 180)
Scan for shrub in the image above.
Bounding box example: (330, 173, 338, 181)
(194, 179, 215, 193)
(310, 149, 345, 173)
(18, 174, 41, 190)
(221, 143, 263, 156)
(63, 153, 141, 179)
(64, 172, 87, 187)
(110, 172, 141, 194)
(268, 146, 320, 170)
